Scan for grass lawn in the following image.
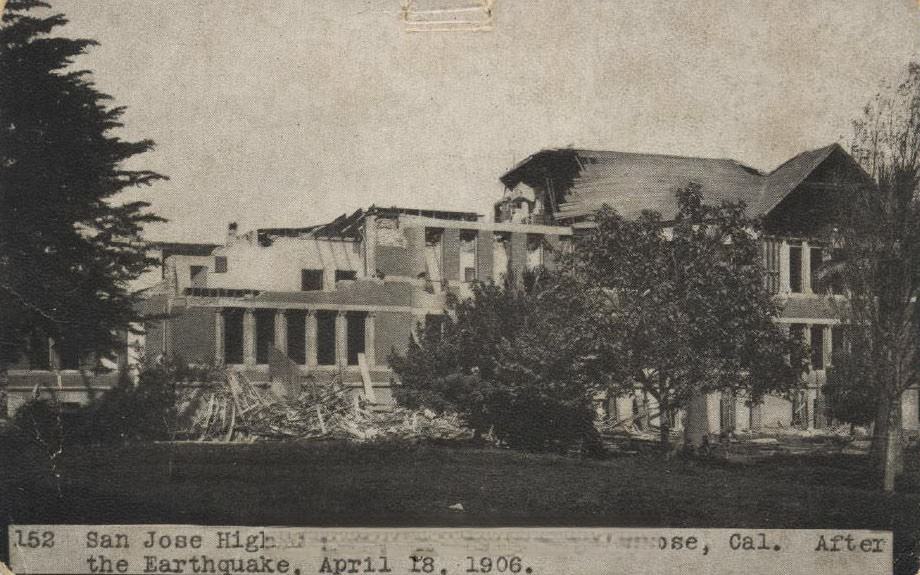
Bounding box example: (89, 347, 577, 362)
(3, 437, 920, 574)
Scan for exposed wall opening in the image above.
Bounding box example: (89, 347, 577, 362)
(335, 270, 357, 282)
(286, 310, 306, 365)
(788, 244, 803, 293)
(316, 311, 337, 366)
(214, 256, 228, 273)
(526, 234, 544, 270)
(460, 230, 478, 282)
(301, 269, 323, 291)
(190, 265, 208, 288)
(223, 308, 245, 364)
(493, 232, 510, 281)
(255, 310, 275, 364)
(425, 228, 444, 282)
(346, 312, 366, 366)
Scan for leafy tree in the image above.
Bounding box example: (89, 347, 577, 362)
(818, 62, 920, 491)
(391, 275, 606, 454)
(565, 184, 806, 448)
(0, 1, 165, 374)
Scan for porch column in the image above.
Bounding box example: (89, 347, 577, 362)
(335, 311, 348, 367)
(243, 309, 256, 367)
(804, 324, 814, 430)
(779, 240, 790, 293)
(214, 308, 225, 365)
(802, 239, 812, 294)
(305, 310, 318, 368)
(274, 309, 288, 358)
(364, 312, 376, 367)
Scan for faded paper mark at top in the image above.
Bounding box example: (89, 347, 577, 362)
(401, 0, 494, 32)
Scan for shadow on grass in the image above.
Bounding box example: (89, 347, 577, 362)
(2, 435, 918, 574)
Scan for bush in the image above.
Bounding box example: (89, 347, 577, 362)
(12, 358, 196, 446)
(391, 274, 605, 454)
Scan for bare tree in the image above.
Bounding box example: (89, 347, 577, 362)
(826, 62, 920, 491)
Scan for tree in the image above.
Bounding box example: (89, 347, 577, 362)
(565, 184, 806, 449)
(0, 1, 165, 374)
(390, 274, 606, 453)
(819, 62, 920, 491)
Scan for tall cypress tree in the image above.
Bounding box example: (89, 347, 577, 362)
(0, 0, 166, 370)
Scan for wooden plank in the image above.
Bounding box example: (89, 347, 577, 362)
(358, 352, 377, 403)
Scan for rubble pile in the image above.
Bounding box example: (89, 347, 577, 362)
(175, 370, 473, 443)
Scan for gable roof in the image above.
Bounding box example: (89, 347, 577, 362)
(500, 143, 850, 221)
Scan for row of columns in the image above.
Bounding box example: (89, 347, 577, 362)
(215, 308, 375, 368)
(778, 239, 825, 294)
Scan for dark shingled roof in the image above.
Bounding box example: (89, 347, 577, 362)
(501, 143, 847, 221)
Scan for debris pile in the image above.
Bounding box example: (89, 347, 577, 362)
(175, 370, 473, 443)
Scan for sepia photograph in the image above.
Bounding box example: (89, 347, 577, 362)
(1, 1, 920, 574)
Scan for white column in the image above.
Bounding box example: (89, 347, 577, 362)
(335, 311, 348, 367)
(243, 309, 256, 367)
(364, 312, 376, 367)
(214, 308, 225, 365)
(779, 240, 790, 293)
(306, 311, 318, 368)
(274, 310, 288, 357)
(802, 240, 812, 294)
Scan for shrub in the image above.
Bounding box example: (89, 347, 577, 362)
(12, 358, 197, 446)
(391, 274, 605, 454)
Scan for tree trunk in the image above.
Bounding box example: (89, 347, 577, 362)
(877, 393, 903, 493)
(0, 363, 8, 419)
(658, 406, 671, 450)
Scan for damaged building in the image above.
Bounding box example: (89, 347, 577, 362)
(5, 143, 918, 436)
(495, 142, 919, 434)
(125, 206, 567, 406)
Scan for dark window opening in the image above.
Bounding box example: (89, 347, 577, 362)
(810, 325, 825, 370)
(301, 269, 323, 291)
(255, 310, 275, 365)
(223, 308, 245, 364)
(57, 338, 81, 370)
(286, 310, 307, 365)
(316, 311, 337, 366)
(214, 256, 228, 273)
(335, 270, 357, 282)
(789, 245, 802, 293)
(809, 247, 824, 292)
(346, 312, 366, 366)
(190, 265, 208, 288)
(27, 332, 50, 370)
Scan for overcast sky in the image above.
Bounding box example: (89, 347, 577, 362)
(48, 0, 920, 242)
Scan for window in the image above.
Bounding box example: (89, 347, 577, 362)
(346, 312, 366, 366)
(223, 308, 245, 364)
(788, 245, 802, 293)
(57, 338, 81, 370)
(316, 311, 336, 366)
(810, 325, 824, 370)
(27, 332, 50, 370)
(301, 269, 323, 291)
(809, 247, 824, 292)
(190, 265, 208, 288)
(335, 270, 357, 282)
(255, 310, 275, 365)
(214, 256, 228, 273)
